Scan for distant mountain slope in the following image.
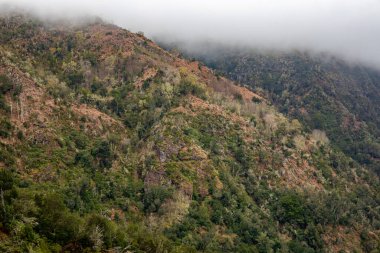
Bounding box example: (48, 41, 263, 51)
(168, 44, 380, 174)
(0, 13, 380, 252)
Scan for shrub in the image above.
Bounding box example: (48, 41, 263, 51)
(83, 214, 118, 249)
(0, 169, 15, 191)
(311, 129, 329, 145)
(0, 145, 15, 166)
(75, 150, 93, 168)
(177, 79, 207, 100)
(91, 79, 107, 96)
(234, 93, 243, 101)
(0, 118, 12, 138)
(0, 75, 13, 94)
(0, 74, 21, 98)
(66, 71, 85, 89)
(0, 95, 9, 112)
(288, 240, 315, 253)
(252, 96, 261, 104)
(143, 186, 173, 213)
(46, 80, 71, 99)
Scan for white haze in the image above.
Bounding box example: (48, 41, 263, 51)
(1, 0, 380, 68)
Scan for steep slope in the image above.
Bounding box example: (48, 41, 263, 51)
(0, 13, 380, 253)
(167, 44, 380, 175)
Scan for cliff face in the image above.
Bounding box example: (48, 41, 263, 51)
(0, 14, 379, 252)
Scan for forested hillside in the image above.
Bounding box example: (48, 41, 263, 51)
(0, 13, 379, 252)
(170, 45, 380, 175)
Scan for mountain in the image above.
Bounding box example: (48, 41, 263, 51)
(0, 13, 380, 252)
(164, 44, 380, 175)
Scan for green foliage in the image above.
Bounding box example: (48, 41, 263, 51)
(0, 144, 15, 166)
(274, 192, 312, 228)
(0, 75, 15, 113)
(47, 81, 71, 100)
(91, 140, 113, 169)
(288, 240, 315, 253)
(0, 74, 22, 98)
(90, 79, 107, 96)
(177, 79, 207, 100)
(0, 169, 18, 228)
(65, 71, 85, 89)
(143, 185, 173, 213)
(0, 169, 15, 190)
(0, 95, 9, 112)
(0, 75, 13, 94)
(0, 118, 12, 138)
(83, 214, 118, 249)
(36, 194, 82, 244)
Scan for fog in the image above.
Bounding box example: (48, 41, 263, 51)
(2, 0, 380, 67)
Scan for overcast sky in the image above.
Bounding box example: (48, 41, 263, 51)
(2, 0, 380, 67)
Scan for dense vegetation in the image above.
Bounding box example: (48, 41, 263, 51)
(0, 13, 379, 252)
(165, 44, 380, 175)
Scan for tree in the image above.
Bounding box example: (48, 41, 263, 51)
(36, 194, 83, 244)
(91, 140, 113, 169)
(275, 192, 311, 228)
(0, 169, 17, 227)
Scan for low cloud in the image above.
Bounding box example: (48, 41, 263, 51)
(2, 0, 380, 67)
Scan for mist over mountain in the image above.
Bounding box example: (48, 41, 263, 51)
(2, 0, 380, 68)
